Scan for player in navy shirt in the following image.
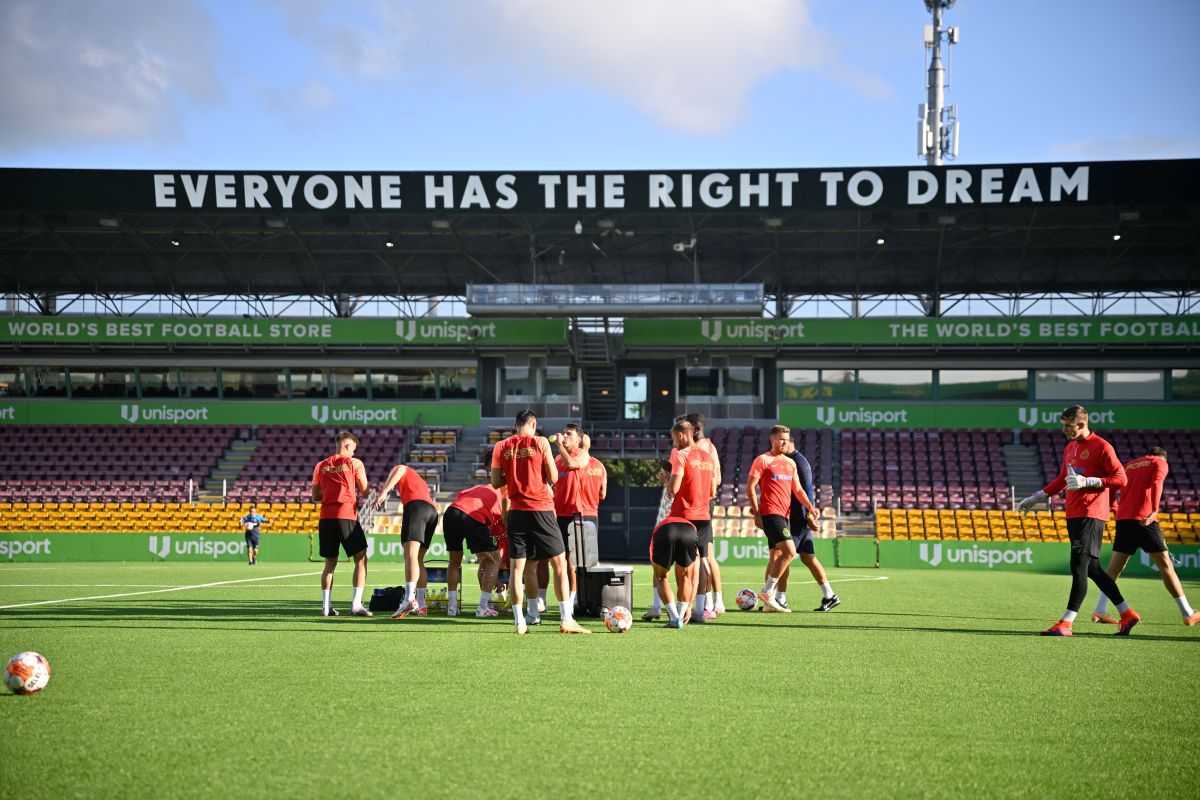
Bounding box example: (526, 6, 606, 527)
(240, 504, 270, 566)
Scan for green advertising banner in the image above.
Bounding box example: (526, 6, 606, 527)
(0, 400, 480, 427)
(778, 402, 1200, 430)
(710, 537, 835, 566)
(0, 316, 567, 346)
(624, 316, 1200, 347)
(0, 533, 311, 562)
(879, 540, 1200, 577)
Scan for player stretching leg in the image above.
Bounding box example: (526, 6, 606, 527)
(376, 464, 439, 619)
(1018, 405, 1138, 636)
(746, 425, 819, 614)
(311, 432, 373, 617)
(1091, 447, 1200, 626)
(491, 410, 589, 634)
(650, 517, 701, 629)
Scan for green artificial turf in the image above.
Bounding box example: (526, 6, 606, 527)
(1, 561, 1197, 799)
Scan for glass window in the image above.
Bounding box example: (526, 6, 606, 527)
(374, 369, 433, 399)
(780, 369, 819, 401)
(679, 368, 719, 397)
(291, 369, 329, 399)
(139, 369, 180, 398)
(439, 367, 477, 399)
(181, 368, 219, 398)
(328, 368, 368, 399)
(858, 370, 932, 400)
(1103, 370, 1163, 401)
(222, 369, 288, 399)
(0, 369, 27, 397)
(69, 369, 133, 398)
(1172, 369, 1200, 401)
(544, 368, 578, 399)
(938, 369, 1028, 400)
(25, 367, 68, 397)
(1035, 370, 1095, 401)
(724, 367, 760, 398)
(820, 369, 856, 400)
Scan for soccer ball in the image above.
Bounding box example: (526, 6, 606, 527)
(736, 588, 758, 611)
(5, 652, 50, 695)
(604, 606, 633, 633)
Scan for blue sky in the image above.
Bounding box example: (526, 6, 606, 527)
(2, 0, 1198, 171)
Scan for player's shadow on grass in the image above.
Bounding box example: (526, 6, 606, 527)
(711, 617, 1198, 643)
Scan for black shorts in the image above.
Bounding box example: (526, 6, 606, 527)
(244, 530, 260, 548)
(688, 519, 713, 557)
(1066, 517, 1105, 560)
(443, 506, 498, 555)
(507, 509, 564, 561)
(401, 499, 439, 546)
(791, 525, 814, 555)
(557, 515, 599, 557)
(761, 514, 792, 548)
(651, 521, 699, 569)
(318, 518, 368, 559)
(1113, 519, 1168, 555)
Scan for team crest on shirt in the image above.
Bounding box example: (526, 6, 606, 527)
(1078, 449, 1090, 460)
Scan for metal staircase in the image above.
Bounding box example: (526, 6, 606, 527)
(573, 317, 619, 423)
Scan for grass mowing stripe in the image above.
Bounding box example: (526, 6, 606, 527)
(0, 570, 320, 609)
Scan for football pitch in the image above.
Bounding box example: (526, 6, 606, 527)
(1, 562, 1197, 799)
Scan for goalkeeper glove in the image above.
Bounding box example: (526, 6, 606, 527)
(1017, 491, 1046, 513)
(1065, 473, 1102, 490)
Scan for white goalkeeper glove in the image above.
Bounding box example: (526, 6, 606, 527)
(1016, 491, 1046, 513)
(1066, 473, 1102, 490)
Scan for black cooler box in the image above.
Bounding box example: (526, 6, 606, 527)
(576, 565, 633, 618)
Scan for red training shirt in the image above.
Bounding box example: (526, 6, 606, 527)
(312, 454, 366, 520)
(491, 434, 555, 512)
(1116, 454, 1168, 522)
(395, 467, 434, 506)
(554, 454, 607, 517)
(746, 452, 809, 518)
(1042, 431, 1126, 520)
(450, 484, 506, 538)
(669, 445, 716, 520)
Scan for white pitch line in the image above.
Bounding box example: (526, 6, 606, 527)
(0, 570, 321, 610)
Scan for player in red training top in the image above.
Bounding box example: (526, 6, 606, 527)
(649, 516, 700, 629)
(1018, 405, 1138, 636)
(491, 409, 588, 635)
(686, 413, 726, 618)
(537, 425, 606, 612)
(441, 483, 508, 619)
(376, 463, 439, 619)
(1091, 447, 1200, 626)
(311, 431, 372, 617)
(663, 419, 716, 621)
(745, 425, 819, 614)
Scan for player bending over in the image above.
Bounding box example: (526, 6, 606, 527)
(745, 425, 819, 614)
(1018, 404, 1138, 636)
(376, 463, 439, 619)
(650, 516, 701, 629)
(311, 431, 373, 617)
(1091, 447, 1200, 627)
(442, 483, 508, 618)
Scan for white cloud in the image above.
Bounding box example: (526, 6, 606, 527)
(0, 0, 221, 151)
(1049, 133, 1200, 161)
(267, 0, 890, 136)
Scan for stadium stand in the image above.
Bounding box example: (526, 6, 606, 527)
(0, 501, 318, 534)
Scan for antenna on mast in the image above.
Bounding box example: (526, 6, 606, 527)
(917, 0, 960, 166)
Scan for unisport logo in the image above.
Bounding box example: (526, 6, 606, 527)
(396, 320, 417, 341)
(1017, 407, 1039, 427)
(919, 542, 943, 566)
(149, 535, 171, 558)
(0, 538, 52, 559)
(701, 320, 723, 342)
(816, 406, 836, 426)
(121, 404, 140, 423)
(311, 405, 329, 424)
(919, 542, 1033, 568)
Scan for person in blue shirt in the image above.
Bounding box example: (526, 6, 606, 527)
(240, 504, 270, 566)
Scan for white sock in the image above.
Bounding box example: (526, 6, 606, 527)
(322, 589, 331, 612)
(820, 582, 834, 599)
(695, 593, 707, 614)
(666, 602, 680, 622)
(512, 603, 523, 621)
(1062, 610, 1078, 623)
(675, 601, 688, 619)
(706, 591, 715, 607)
(1116, 600, 1130, 614)
(713, 593, 724, 609)
(448, 590, 458, 606)
(776, 591, 787, 605)
(651, 592, 662, 613)
(415, 587, 427, 607)
(762, 576, 779, 595)
(558, 602, 572, 623)
(479, 591, 491, 610)
(569, 590, 576, 607)
(1094, 593, 1110, 615)
(1175, 595, 1195, 617)
(526, 598, 539, 617)
(405, 582, 416, 605)
(538, 588, 548, 602)
(351, 586, 363, 608)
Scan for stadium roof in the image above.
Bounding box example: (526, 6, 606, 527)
(1, 159, 1196, 301)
